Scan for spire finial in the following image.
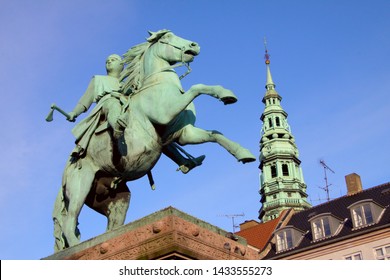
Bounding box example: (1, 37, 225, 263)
(264, 37, 270, 65)
(263, 37, 275, 89)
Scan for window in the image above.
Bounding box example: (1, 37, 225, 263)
(348, 199, 385, 229)
(271, 165, 277, 178)
(351, 204, 374, 227)
(282, 164, 289, 176)
(375, 245, 390, 260)
(309, 213, 344, 242)
(345, 252, 362, 260)
(274, 227, 304, 253)
(312, 217, 331, 240)
(275, 117, 280, 127)
(268, 118, 273, 128)
(276, 229, 293, 251)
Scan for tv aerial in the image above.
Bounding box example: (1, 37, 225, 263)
(220, 213, 245, 233)
(319, 159, 335, 202)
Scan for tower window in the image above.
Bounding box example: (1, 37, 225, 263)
(271, 165, 277, 178)
(268, 118, 273, 128)
(276, 117, 280, 126)
(282, 164, 289, 176)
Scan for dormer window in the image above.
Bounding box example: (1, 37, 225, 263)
(312, 217, 331, 240)
(352, 204, 373, 227)
(274, 226, 304, 252)
(348, 199, 385, 229)
(308, 213, 343, 241)
(276, 229, 293, 251)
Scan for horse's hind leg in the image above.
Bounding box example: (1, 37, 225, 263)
(106, 191, 130, 231)
(85, 176, 131, 232)
(177, 125, 256, 163)
(53, 187, 67, 251)
(61, 160, 96, 247)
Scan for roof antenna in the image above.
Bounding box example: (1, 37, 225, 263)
(220, 213, 245, 233)
(319, 160, 335, 202)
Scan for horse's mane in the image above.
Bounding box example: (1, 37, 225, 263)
(120, 29, 171, 94)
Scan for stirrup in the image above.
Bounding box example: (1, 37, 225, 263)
(113, 128, 124, 139)
(177, 155, 206, 174)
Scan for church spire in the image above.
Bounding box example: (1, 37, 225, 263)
(258, 42, 311, 222)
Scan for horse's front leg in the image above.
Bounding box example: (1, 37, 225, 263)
(177, 125, 256, 163)
(145, 84, 237, 125)
(186, 84, 238, 105)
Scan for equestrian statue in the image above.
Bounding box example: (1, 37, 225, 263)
(48, 30, 256, 251)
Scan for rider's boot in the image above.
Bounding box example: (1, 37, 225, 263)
(112, 116, 127, 140)
(177, 155, 206, 174)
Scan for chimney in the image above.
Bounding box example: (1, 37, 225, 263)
(239, 220, 260, 231)
(345, 173, 363, 195)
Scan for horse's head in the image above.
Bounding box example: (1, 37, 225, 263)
(121, 30, 200, 93)
(147, 30, 200, 64)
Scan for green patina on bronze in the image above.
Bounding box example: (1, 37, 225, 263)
(49, 30, 256, 252)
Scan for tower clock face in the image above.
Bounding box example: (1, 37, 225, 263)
(263, 144, 272, 156)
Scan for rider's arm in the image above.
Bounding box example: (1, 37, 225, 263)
(67, 77, 97, 121)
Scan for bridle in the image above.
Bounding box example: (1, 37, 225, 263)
(142, 36, 194, 82)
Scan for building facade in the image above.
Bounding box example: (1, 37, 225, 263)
(261, 174, 390, 260)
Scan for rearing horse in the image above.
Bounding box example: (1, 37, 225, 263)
(52, 30, 255, 251)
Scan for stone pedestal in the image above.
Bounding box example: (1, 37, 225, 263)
(44, 207, 258, 260)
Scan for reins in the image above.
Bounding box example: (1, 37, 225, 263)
(142, 38, 192, 83)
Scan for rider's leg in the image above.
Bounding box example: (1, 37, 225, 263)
(103, 98, 126, 139)
(163, 143, 205, 174)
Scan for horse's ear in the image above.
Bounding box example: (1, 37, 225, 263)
(147, 29, 171, 43)
(146, 31, 156, 42)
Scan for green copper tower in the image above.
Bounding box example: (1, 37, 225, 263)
(258, 46, 311, 222)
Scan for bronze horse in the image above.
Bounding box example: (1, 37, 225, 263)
(53, 30, 255, 251)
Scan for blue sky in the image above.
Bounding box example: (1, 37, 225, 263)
(0, 0, 389, 260)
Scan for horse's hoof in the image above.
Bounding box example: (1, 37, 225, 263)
(239, 157, 256, 164)
(218, 89, 237, 105)
(235, 148, 256, 163)
(221, 96, 238, 105)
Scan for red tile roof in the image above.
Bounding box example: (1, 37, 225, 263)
(236, 213, 285, 250)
